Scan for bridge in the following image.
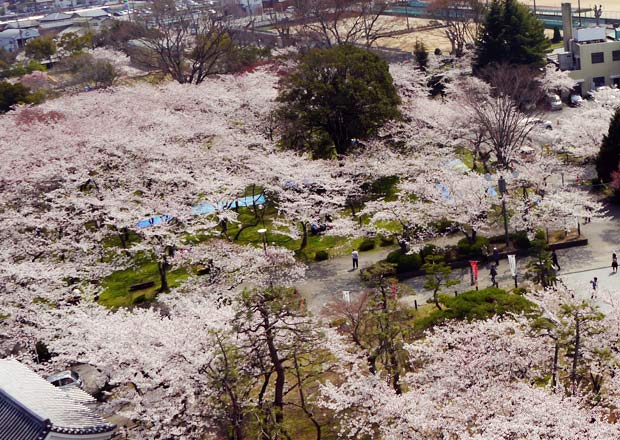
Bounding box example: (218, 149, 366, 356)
(385, 1, 620, 29)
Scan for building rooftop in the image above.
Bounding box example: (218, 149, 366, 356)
(4, 20, 40, 29)
(73, 9, 110, 18)
(40, 12, 73, 22)
(0, 359, 116, 438)
(0, 28, 40, 38)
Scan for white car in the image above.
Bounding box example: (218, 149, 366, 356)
(47, 370, 83, 388)
(547, 93, 563, 111)
(570, 94, 583, 107)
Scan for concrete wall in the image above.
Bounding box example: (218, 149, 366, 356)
(568, 39, 620, 94)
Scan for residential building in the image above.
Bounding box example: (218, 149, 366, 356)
(38, 11, 74, 32)
(3, 19, 39, 30)
(0, 26, 38, 51)
(0, 359, 116, 440)
(554, 2, 620, 95)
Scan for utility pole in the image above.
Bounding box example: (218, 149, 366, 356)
(498, 176, 509, 248)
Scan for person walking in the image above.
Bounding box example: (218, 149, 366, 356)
(590, 277, 598, 299)
(352, 250, 359, 269)
(612, 253, 618, 274)
(551, 249, 561, 271)
(490, 263, 498, 288)
(492, 247, 500, 266)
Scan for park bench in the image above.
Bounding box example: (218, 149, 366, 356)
(129, 281, 155, 292)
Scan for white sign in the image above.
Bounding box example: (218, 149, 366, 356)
(508, 254, 517, 277)
(342, 290, 351, 303)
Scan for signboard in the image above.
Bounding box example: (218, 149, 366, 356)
(469, 260, 479, 280)
(342, 290, 350, 303)
(508, 254, 517, 277)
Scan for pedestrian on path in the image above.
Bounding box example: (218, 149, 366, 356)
(591, 277, 598, 299)
(552, 249, 561, 271)
(493, 247, 500, 266)
(490, 263, 498, 288)
(612, 253, 618, 274)
(352, 250, 359, 269)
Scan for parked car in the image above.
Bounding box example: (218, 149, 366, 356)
(570, 94, 583, 107)
(47, 370, 83, 388)
(547, 93, 563, 111)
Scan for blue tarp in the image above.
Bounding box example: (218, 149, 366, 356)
(136, 215, 174, 228)
(192, 194, 265, 216)
(436, 183, 453, 201)
(136, 194, 266, 228)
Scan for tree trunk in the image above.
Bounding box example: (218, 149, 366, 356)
(571, 313, 580, 395)
(398, 238, 407, 254)
(158, 256, 169, 292)
(293, 354, 321, 440)
(433, 288, 443, 310)
(299, 222, 308, 250)
(552, 338, 559, 393)
(261, 306, 286, 436)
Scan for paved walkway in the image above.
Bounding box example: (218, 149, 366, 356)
(298, 204, 620, 315)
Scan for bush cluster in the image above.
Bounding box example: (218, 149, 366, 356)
(358, 238, 376, 252)
(314, 250, 329, 261)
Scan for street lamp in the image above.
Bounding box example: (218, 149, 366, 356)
(257, 228, 267, 253)
(498, 176, 509, 248)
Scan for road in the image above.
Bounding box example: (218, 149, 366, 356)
(298, 204, 620, 315)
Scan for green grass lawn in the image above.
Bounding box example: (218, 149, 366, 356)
(98, 180, 404, 308)
(99, 262, 189, 309)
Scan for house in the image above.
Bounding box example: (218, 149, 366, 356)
(554, 2, 620, 95)
(0, 359, 116, 440)
(70, 9, 112, 31)
(3, 19, 40, 30)
(38, 12, 75, 33)
(0, 27, 39, 52)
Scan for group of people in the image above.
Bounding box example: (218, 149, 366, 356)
(349, 245, 618, 301)
(591, 252, 618, 299)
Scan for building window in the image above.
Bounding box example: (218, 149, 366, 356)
(614, 50, 620, 61)
(592, 52, 605, 64)
(593, 76, 605, 88)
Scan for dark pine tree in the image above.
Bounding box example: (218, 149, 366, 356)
(475, 0, 549, 71)
(597, 108, 620, 183)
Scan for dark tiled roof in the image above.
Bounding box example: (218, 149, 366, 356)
(0, 359, 116, 437)
(0, 389, 51, 440)
(39, 12, 72, 21)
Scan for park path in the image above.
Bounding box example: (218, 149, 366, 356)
(298, 204, 620, 315)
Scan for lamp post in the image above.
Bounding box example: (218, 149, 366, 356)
(257, 228, 267, 253)
(498, 176, 509, 248)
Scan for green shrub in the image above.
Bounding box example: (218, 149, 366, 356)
(531, 229, 547, 250)
(386, 249, 422, 273)
(416, 287, 537, 330)
(534, 229, 546, 241)
(379, 235, 395, 246)
(511, 231, 531, 249)
(35, 341, 52, 363)
(358, 238, 376, 252)
(430, 218, 454, 233)
(456, 236, 490, 258)
(0, 81, 33, 113)
(419, 244, 440, 262)
(362, 175, 400, 201)
(314, 250, 329, 261)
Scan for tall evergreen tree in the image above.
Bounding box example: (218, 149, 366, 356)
(414, 39, 429, 70)
(596, 108, 620, 183)
(474, 0, 549, 70)
(475, 0, 504, 69)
